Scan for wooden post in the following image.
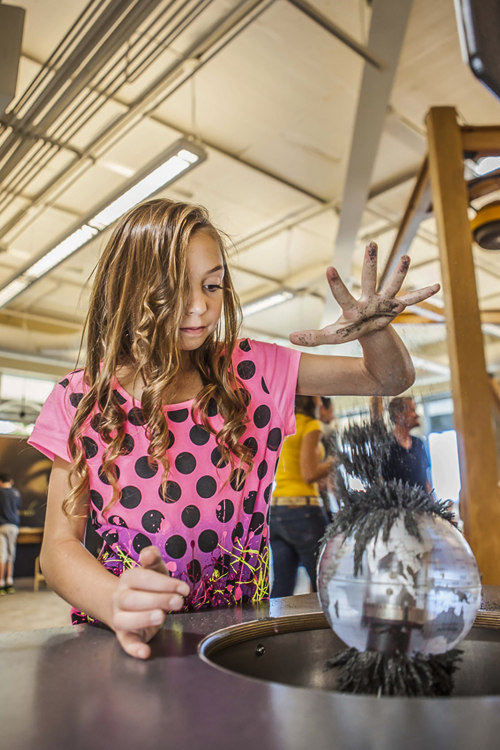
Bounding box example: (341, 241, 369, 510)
(426, 107, 500, 583)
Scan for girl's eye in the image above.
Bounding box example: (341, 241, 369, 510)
(204, 284, 223, 292)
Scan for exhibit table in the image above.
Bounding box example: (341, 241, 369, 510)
(1, 589, 500, 750)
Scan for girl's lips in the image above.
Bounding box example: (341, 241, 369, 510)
(180, 326, 205, 334)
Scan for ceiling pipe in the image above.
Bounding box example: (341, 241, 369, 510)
(0, 0, 276, 244)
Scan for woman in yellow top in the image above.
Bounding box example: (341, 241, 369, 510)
(270, 395, 334, 597)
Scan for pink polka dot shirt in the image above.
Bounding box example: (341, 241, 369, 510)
(29, 339, 301, 615)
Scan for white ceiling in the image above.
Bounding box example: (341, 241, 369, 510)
(1, 0, 500, 397)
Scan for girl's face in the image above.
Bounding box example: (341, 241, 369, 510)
(178, 231, 225, 351)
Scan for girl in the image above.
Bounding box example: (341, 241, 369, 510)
(28, 199, 439, 659)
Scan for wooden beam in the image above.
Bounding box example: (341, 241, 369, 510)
(426, 107, 500, 583)
(461, 125, 500, 156)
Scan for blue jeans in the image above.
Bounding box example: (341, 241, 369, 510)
(269, 505, 328, 598)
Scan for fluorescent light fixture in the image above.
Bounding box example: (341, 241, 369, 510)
(0, 137, 207, 308)
(27, 224, 99, 279)
(241, 290, 295, 317)
(89, 147, 202, 230)
(0, 278, 30, 307)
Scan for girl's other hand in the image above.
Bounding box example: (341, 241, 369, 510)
(289, 242, 440, 347)
(111, 545, 190, 659)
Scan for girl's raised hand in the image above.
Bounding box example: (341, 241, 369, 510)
(111, 545, 190, 659)
(289, 242, 440, 347)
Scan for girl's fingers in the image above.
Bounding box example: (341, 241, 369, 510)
(326, 267, 357, 312)
(396, 283, 441, 307)
(117, 630, 152, 660)
(380, 255, 411, 299)
(117, 588, 186, 613)
(289, 329, 322, 347)
(139, 545, 168, 574)
(289, 325, 339, 347)
(112, 606, 177, 633)
(122, 566, 190, 597)
(361, 242, 378, 297)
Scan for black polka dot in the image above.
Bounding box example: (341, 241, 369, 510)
(198, 529, 219, 553)
(120, 485, 141, 509)
(264, 483, 273, 503)
(59, 378, 69, 388)
(142, 510, 164, 534)
(168, 408, 189, 422)
(175, 452, 196, 474)
(181, 505, 200, 528)
(249, 512, 265, 535)
(91, 413, 103, 432)
(261, 377, 270, 394)
(267, 427, 282, 451)
(239, 339, 251, 352)
(237, 360, 255, 380)
(207, 398, 218, 417)
(90, 509, 101, 530)
(165, 535, 187, 559)
(190, 424, 210, 446)
(133, 533, 152, 554)
(90, 489, 103, 510)
(128, 407, 145, 426)
(232, 523, 244, 543)
(216, 499, 234, 523)
(135, 456, 158, 478)
(230, 468, 246, 492)
(196, 475, 217, 498)
(159, 480, 181, 503)
(113, 389, 126, 405)
(187, 559, 202, 582)
(253, 405, 271, 428)
(102, 529, 119, 545)
(98, 464, 120, 485)
(243, 436, 258, 457)
(243, 491, 256, 514)
(211, 446, 228, 469)
(108, 515, 128, 528)
(257, 460, 268, 479)
(120, 434, 135, 455)
(82, 436, 98, 459)
(70, 392, 83, 408)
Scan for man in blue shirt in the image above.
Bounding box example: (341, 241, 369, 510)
(382, 397, 432, 493)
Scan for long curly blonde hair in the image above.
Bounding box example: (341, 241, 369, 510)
(65, 199, 252, 517)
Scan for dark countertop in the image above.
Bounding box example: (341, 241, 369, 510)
(2, 588, 500, 750)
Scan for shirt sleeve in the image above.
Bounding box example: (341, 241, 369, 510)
(303, 418, 322, 436)
(28, 376, 79, 463)
(247, 339, 301, 437)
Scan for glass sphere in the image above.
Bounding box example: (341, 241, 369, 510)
(317, 514, 481, 655)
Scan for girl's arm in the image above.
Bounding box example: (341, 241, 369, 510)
(41, 457, 189, 659)
(292, 243, 440, 397)
(299, 430, 335, 485)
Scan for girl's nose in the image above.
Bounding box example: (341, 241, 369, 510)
(186, 288, 207, 316)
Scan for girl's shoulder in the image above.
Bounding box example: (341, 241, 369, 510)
(57, 368, 86, 390)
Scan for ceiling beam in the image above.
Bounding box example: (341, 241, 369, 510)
(322, 0, 414, 324)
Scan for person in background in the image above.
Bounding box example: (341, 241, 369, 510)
(382, 396, 432, 493)
(0, 472, 21, 595)
(317, 396, 339, 518)
(270, 395, 334, 597)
